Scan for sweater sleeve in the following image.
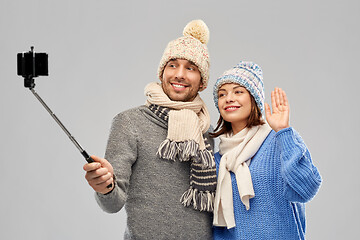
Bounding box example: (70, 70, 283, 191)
(95, 111, 138, 213)
(276, 127, 322, 203)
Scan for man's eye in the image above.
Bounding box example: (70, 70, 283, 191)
(218, 94, 225, 98)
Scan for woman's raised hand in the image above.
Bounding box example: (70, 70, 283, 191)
(264, 87, 290, 132)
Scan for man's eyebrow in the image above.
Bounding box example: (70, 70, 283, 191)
(188, 60, 197, 66)
(166, 59, 178, 65)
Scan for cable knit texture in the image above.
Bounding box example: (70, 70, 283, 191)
(213, 127, 322, 240)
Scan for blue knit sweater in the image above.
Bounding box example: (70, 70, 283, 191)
(213, 127, 322, 240)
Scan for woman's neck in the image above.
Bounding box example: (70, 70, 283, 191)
(231, 122, 247, 135)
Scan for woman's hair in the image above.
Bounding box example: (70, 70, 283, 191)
(210, 93, 265, 138)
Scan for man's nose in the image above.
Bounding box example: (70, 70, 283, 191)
(175, 66, 186, 79)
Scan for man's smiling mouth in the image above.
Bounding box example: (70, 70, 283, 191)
(171, 83, 187, 89)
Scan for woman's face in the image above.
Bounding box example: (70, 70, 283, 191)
(217, 83, 252, 133)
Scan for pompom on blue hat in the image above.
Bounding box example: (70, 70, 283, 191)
(213, 61, 265, 112)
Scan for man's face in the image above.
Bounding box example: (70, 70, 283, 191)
(161, 59, 203, 102)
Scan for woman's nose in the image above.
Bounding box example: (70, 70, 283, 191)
(226, 93, 234, 102)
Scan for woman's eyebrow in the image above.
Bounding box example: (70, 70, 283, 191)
(233, 85, 245, 90)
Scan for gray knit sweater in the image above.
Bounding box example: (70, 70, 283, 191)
(95, 105, 213, 240)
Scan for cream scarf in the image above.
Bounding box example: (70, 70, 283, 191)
(213, 123, 272, 229)
(144, 82, 213, 167)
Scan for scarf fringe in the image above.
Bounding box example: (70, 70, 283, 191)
(198, 149, 215, 169)
(180, 188, 215, 212)
(179, 140, 199, 161)
(157, 139, 214, 169)
(157, 139, 179, 161)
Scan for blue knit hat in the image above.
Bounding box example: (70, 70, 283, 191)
(213, 61, 265, 112)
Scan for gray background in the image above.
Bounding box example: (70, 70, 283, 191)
(1, 0, 359, 239)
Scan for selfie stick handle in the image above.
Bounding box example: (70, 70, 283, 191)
(29, 88, 94, 163)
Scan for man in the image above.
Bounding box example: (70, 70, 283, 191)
(83, 19, 217, 239)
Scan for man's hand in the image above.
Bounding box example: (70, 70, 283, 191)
(83, 155, 115, 194)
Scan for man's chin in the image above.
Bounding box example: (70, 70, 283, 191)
(168, 93, 190, 102)
(169, 96, 186, 102)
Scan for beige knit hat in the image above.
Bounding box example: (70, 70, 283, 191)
(158, 19, 210, 91)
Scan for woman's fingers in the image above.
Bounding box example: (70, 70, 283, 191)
(271, 89, 276, 111)
(281, 88, 289, 107)
(275, 87, 281, 107)
(272, 87, 289, 111)
(264, 102, 271, 118)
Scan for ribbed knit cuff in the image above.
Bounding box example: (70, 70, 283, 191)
(95, 180, 127, 213)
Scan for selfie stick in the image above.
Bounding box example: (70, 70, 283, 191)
(18, 46, 93, 163)
(28, 86, 113, 189)
(18, 46, 112, 189)
(29, 88, 113, 189)
(29, 88, 94, 163)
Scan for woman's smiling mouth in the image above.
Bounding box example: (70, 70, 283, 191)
(224, 105, 240, 111)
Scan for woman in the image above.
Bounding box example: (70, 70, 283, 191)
(211, 61, 322, 239)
